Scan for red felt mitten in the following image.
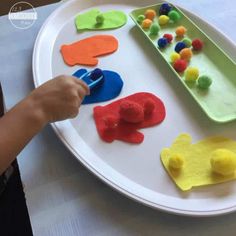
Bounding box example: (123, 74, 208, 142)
(93, 92, 166, 144)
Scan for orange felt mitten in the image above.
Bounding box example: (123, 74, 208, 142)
(61, 35, 118, 66)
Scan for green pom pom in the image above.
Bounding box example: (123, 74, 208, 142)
(197, 75, 212, 89)
(137, 14, 145, 24)
(182, 38, 192, 48)
(168, 10, 180, 22)
(96, 14, 104, 24)
(150, 23, 160, 35)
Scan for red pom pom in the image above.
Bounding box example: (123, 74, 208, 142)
(173, 59, 188, 72)
(163, 33, 173, 43)
(103, 115, 118, 129)
(192, 39, 203, 51)
(119, 100, 144, 123)
(144, 98, 155, 115)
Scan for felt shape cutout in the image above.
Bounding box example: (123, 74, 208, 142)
(73, 68, 123, 104)
(161, 133, 236, 191)
(75, 9, 127, 31)
(61, 35, 118, 66)
(93, 92, 166, 144)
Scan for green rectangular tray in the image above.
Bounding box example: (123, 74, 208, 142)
(130, 3, 236, 123)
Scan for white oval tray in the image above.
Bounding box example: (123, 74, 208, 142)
(33, 0, 236, 216)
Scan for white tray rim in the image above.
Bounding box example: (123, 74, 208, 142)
(32, 0, 236, 217)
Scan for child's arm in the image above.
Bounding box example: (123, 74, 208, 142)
(0, 75, 89, 174)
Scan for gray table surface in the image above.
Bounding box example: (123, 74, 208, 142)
(1, 0, 236, 235)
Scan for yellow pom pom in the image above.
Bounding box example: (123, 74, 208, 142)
(141, 19, 152, 29)
(176, 26, 187, 37)
(169, 154, 185, 169)
(185, 67, 199, 81)
(145, 9, 156, 20)
(211, 149, 236, 176)
(180, 48, 192, 61)
(158, 15, 169, 25)
(170, 52, 180, 63)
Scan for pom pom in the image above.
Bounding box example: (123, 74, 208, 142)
(185, 67, 199, 81)
(141, 18, 152, 29)
(175, 26, 187, 37)
(211, 149, 236, 176)
(145, 9, 156, 20)
(197, 75, 212, 89)
(150, 23, 160, 35)
(96, 14, 104, 24)
(170, 52, 180, 63)
(175, 41, 186, 53)
(158, 37, 168, 48)
(163, 33, 173, 43)
(159, 3, 172, 15)
(173, 59, 188, 72)
(119, 100, 144, 123)
(182, 38, 192, 48)
(90, 68, 104, 81)
(179, 48, 192, 61)
(137, 14, 145, 24)
(169, 154, 185, 169)
(192, 39, 203, 51)
(144, 98, 155, 115)
(158, 15, 169, 25)
(168, 10, 181, 22)
(103, 115, 118, 130)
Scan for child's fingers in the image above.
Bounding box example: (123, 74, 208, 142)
(77, 85, 88, 101)
(74, 77, 90, 95)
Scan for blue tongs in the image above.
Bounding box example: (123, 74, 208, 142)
(79, 68, 104, 89)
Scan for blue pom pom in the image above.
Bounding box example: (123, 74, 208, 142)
(159, 3, 172, 15)
(90, 68, 104, 81)
(158, 38, 168, 48)
(175, 42, 186, 53)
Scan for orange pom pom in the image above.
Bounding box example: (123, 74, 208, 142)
(180, 48, 192, 61)
(176, 26, 187, 37)
(141, 19, 152, 29)
(145, 9, 156, 20)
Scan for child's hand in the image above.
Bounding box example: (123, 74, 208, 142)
(27, 75, 89, 123)
(0, 75, 89, 174)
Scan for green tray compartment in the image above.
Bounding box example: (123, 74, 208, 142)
(130, 4, 236, 123)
